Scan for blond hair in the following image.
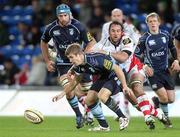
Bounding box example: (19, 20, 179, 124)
(145, 12, 161, 23)
(65, 43, 82, 56)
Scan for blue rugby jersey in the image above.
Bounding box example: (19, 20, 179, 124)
(41, 18, 93, 65)
(136, 30, 175, 72)
(72, 53, 118, 80)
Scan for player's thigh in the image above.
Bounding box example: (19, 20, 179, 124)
(98, 88, 112, 103)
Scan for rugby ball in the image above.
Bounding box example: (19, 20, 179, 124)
(24, 109, 44, 124)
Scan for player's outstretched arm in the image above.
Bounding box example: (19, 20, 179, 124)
(52, 74, 81, 102)
(112, 64, 131, 95)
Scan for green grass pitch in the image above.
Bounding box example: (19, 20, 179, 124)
(0, 116, 180, 137)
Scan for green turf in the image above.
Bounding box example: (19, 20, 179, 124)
(0, 116, 180, 137)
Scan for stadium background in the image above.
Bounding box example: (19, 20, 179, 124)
(0, 0, 179, 116)
(0, 1, 180, 137)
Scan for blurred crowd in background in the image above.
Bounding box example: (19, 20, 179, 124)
(0, 0, 180, 86)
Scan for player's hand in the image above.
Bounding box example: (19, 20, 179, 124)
(171, 60, 180, 72)
(52, 91, 66, 102)
(122, 86, 131, 96)
(143, 65, 154, 77)
(46, 60, 55, 72)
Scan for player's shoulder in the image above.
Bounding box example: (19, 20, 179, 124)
(159, 29, 171, 38)
(161, 29, 169, 33)
(139, 32, 149, 40)
(71, 18, 85, 30)
(45, 20, 57, 29)
(86, 52, 107, 61)
(71, 19, 83, 27)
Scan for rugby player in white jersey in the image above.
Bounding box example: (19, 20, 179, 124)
(100, 8, 141, 118)
(94, 21, 169, 129)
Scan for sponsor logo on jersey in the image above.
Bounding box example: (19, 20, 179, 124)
(103, 59, 112, 70)
(89, 67, 95, 73)
(53, 30, 61, 35)
(148, 40, 156, 46)
(58, 44, 68, 49)
(87, 32, 93, 41)
(151, 51, 164, 57)
(81, 68, 85, 71)
(69, 29, 74, 35)
(152, 84, 157, 89)
(122, 38, 131, 45)
(161, 37, 166, 43)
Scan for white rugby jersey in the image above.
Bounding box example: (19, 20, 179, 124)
(100, 21, 141, 46)
(93, 35, 135, 72)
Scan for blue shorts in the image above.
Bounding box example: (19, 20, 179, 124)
(90, 78, 122, 95)
(148, 69, 175, 91)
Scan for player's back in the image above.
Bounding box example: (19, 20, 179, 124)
(73, 53, 116, 79)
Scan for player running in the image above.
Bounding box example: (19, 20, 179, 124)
(136, 12, 180, 128)
(40, 3, 96, 128)
(95, 21, 169, 129)
(53, 43, 131, 131)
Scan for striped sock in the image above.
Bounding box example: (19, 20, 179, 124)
(88, 102, 108, 127)
(67, 96, 82, 117)
(137, 94, 151, 119)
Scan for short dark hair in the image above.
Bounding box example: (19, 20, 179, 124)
(65, 43, 82, 56)
(109, 21, 124, 32)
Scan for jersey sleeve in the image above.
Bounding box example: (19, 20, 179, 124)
(41, 25, 52, 43)
(121, 35, 134, 53)
(96, 55, 113, 71)
(135, 34, 146, 57)
(79, 23, 94, 45)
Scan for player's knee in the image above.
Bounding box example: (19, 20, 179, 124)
(98, 92, 109, 103)
(168, 98, 175, 104)
(130, 80, 144, 94)
(159, 95, 169, 103)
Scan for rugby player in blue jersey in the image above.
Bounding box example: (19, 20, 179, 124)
(53, 43, 131, 131)
(40, 4, 96, 129)
(136, 12, 180, 128)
